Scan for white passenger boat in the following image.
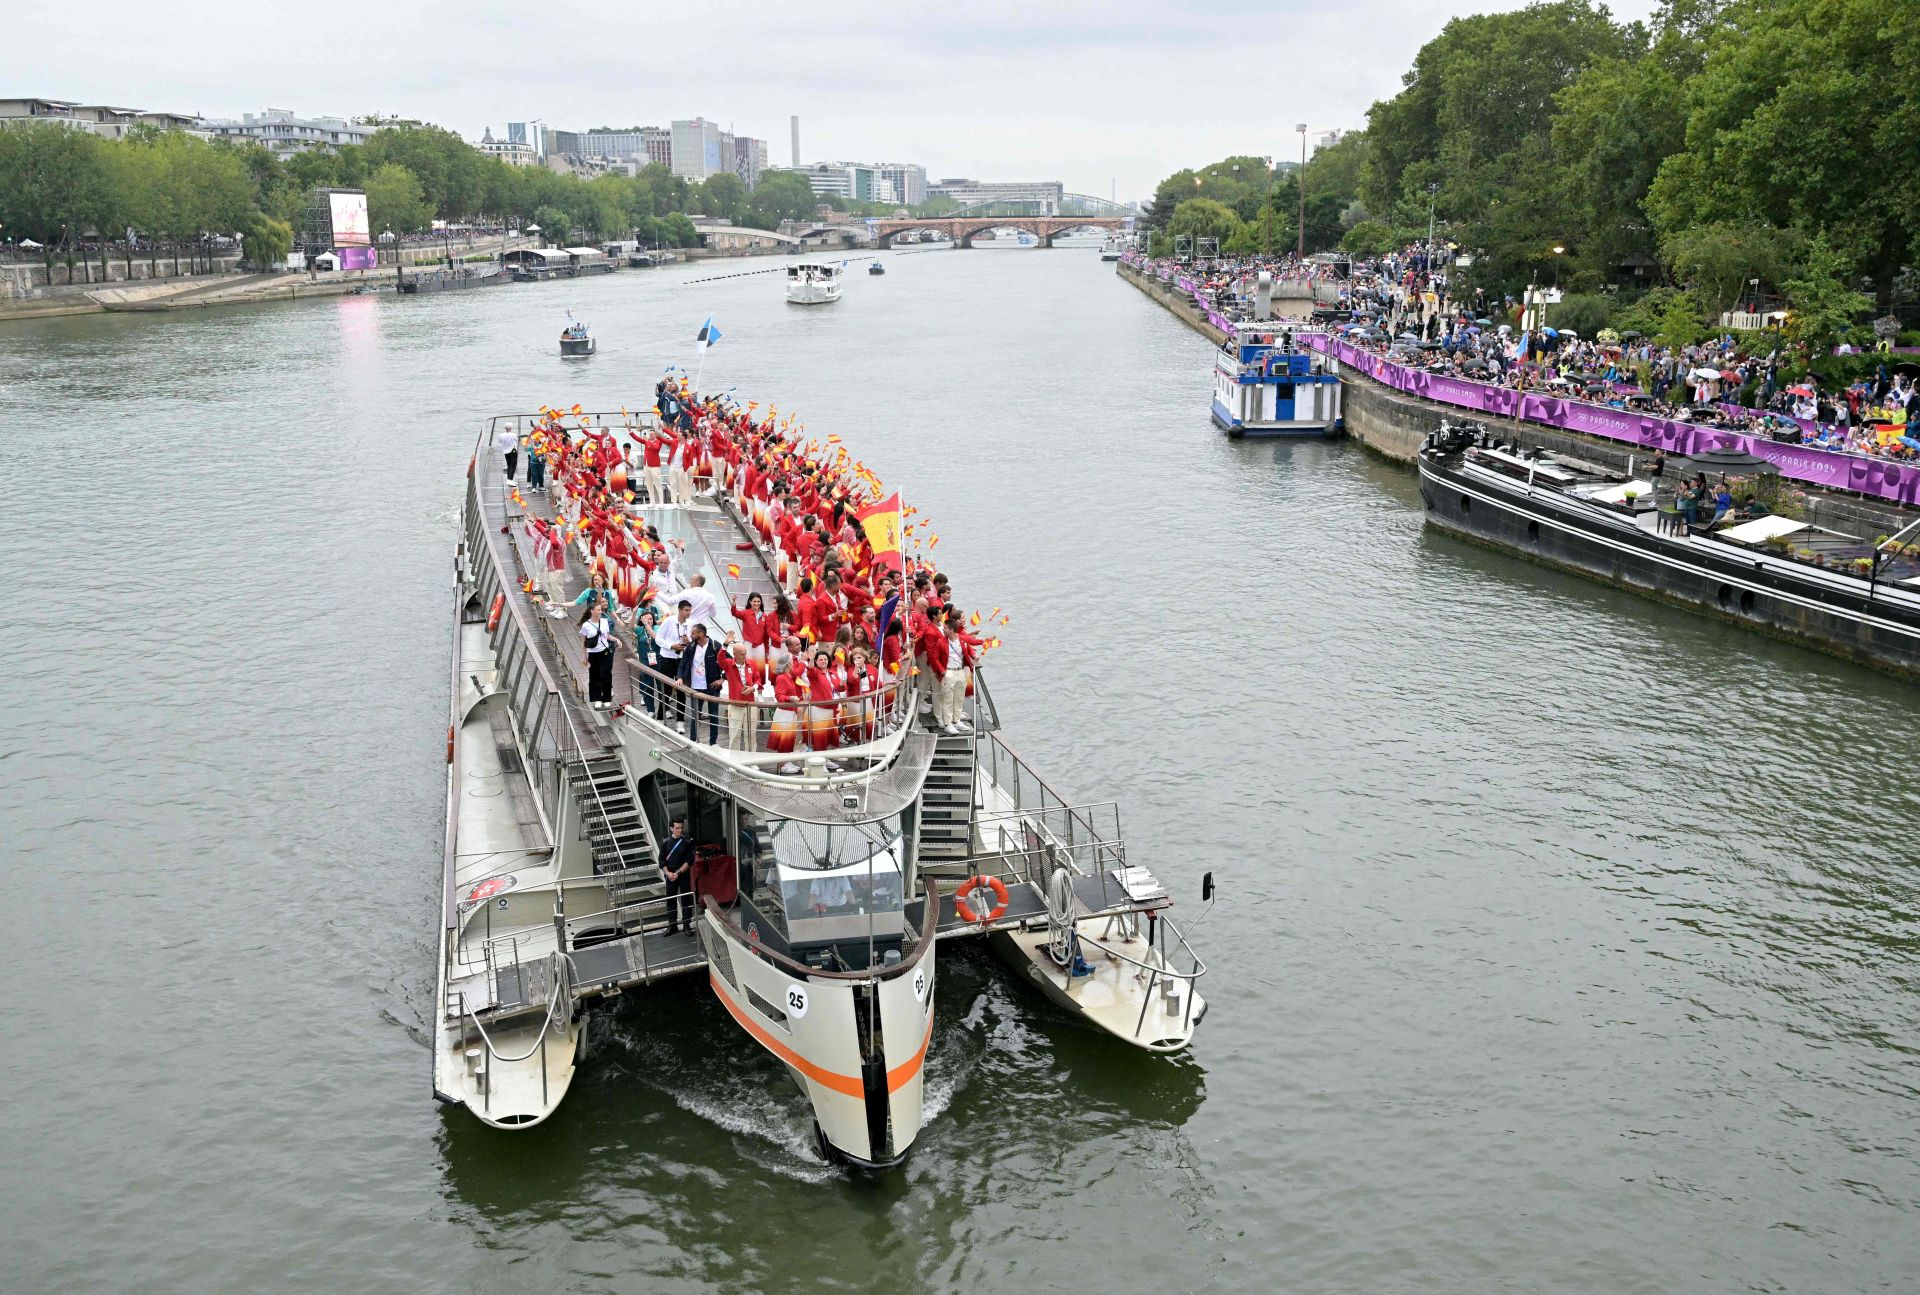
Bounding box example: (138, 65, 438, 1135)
(437, 398, 1209, 1164)
(1100, 237, 1123, 262)
(1211, 320, 1342, 438)
(786, 262, 842, 305)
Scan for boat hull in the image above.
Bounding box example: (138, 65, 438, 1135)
(1418, 452, 1920, 678)
(786, 285, 841, 305)
(1210, 395, 1339, 439)
(560, 338, 595, 357)
(700, 909, 935, 1168)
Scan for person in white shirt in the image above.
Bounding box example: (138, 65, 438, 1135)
(678, 573, 722, 631)
(579, 595, 617, 709)
(654, 601, 696, 729)
(496, 426, 519, 482)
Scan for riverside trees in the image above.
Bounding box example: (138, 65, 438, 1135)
(1137, 0, 1915, 338)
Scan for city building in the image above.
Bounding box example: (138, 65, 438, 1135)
(792, 162, 856, 200)
(202, 108, 375, 155)
(786, 161, 924, 205)
(641, 126, 672, 168)
(0, 97, 206, 138)
(476, 128, 537, 166)
(670, 117, 724, 180)
(927, 177, 1065, 214)
(507, 121, 529, 146)
(872, 162, 926, 206)
(733, 135, 768, 190)
(547, 129, 584, 156)
(581, 128, 654, 158)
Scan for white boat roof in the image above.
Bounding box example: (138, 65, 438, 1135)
(1588, 480, 1654, 503)
(1717, 516, 1810, 544)
(1478, 447, 1579, 482)
(564, 246, 605, 256)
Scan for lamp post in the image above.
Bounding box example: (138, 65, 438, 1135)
(1264, 156, 1275, 256)
(1425, 181, 1439, 268)
(1551, 244, 1566, 289)
(1295, 124, 1307, 259)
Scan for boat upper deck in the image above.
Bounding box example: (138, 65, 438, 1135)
(468, 411, 931, 817)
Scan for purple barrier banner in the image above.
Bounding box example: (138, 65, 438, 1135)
(1307, 334, 1920, 506)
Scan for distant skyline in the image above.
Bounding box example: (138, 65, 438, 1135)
(7, 0, 1661, 199)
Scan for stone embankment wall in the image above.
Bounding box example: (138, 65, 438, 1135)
(1116, 259, 1915, 535)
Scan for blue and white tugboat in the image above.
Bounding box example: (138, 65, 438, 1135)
(559, 316, 595, 358)
(1210, 320, 1342, 438)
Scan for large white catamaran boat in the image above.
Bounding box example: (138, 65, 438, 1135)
(437, 401, 1209, 1165)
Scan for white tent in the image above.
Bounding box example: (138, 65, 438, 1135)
(18, 238, 43, 249)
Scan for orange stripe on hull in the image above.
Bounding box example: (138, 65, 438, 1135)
(886, 1005, 936, 1093)
(708, 972, 934, 1098)
(709, 973, 865, 1097)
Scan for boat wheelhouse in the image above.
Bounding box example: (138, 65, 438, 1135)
(786, 262, 842, 305)
(1211, 322, 1342, 438)
(438, 403, 1209, 1164)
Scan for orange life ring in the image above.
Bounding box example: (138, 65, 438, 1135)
(953, 874, 1009, 924)
(446, 723, 455, 764)
(486, 592, 505, 632)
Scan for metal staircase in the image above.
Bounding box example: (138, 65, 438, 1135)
(917, 729, 978, 876)
(567, 757, 661, 910)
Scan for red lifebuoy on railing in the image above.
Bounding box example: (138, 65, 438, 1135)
(487, 592, 505, 632)
(954, 874, 1010, 924)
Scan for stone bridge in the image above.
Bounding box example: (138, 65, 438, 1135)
(871, 216, 1125, 249)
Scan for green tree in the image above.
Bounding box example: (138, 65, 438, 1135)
(744, 169, 818, 227)
(1647, 0, 1914, 306)
(365, 162, 431, 236)
(694, 171, 747, 223)
(659, 212, 699, 247)
(1781, 232, 1872, 355)
(242, 213, 293, 269)
(0, 121, 109, 247)
(1167, 197, 1244, 250)
(1342, 220, 1396, 256)
(1658, 220, 1799, 320)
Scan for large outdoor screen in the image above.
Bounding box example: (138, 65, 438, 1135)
(329, 191, 370, 247)
(336, 246, 377, 271)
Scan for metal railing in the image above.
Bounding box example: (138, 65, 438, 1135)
(974, 732, 1128, 908)
(454, 947, 577, 1114)
(1077, 915, 1208, 1042)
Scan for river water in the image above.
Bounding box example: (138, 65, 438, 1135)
(3, 245, 1916, 1293)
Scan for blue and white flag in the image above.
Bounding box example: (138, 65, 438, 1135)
(696, 317, 723, 353)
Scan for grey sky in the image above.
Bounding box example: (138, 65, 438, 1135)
(9, 0, 1660, 199)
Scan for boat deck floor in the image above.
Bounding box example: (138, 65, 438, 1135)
(476, 438, 784, 751)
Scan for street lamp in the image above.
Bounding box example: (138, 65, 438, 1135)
(1295, 124, 1308, 259)
(1551, 244, 1566, 289)
(1426, 181, 1440, 267)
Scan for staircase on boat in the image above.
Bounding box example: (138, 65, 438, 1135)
(568, 757, 662, 915)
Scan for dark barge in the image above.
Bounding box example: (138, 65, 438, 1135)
(1417, 423, 1920, 679)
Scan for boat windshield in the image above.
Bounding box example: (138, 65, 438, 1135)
(764, 815, 900, 872)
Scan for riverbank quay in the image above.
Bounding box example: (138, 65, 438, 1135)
(1114, 256, 1915, 537)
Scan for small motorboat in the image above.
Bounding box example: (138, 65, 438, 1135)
(868, 261, 886, 276)
(560, 317, 594, 357)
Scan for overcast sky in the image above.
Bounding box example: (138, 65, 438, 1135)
(9, 0, 1660, 199)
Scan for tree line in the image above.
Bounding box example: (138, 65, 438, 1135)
(0, 120, 850, 276)
(1140, 0, 1915, 344)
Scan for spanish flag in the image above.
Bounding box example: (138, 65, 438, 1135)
(855, 492, 905, 579)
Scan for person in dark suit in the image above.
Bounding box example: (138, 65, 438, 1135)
(676, 623, 724, 744)
(660, 817, 695, 934)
